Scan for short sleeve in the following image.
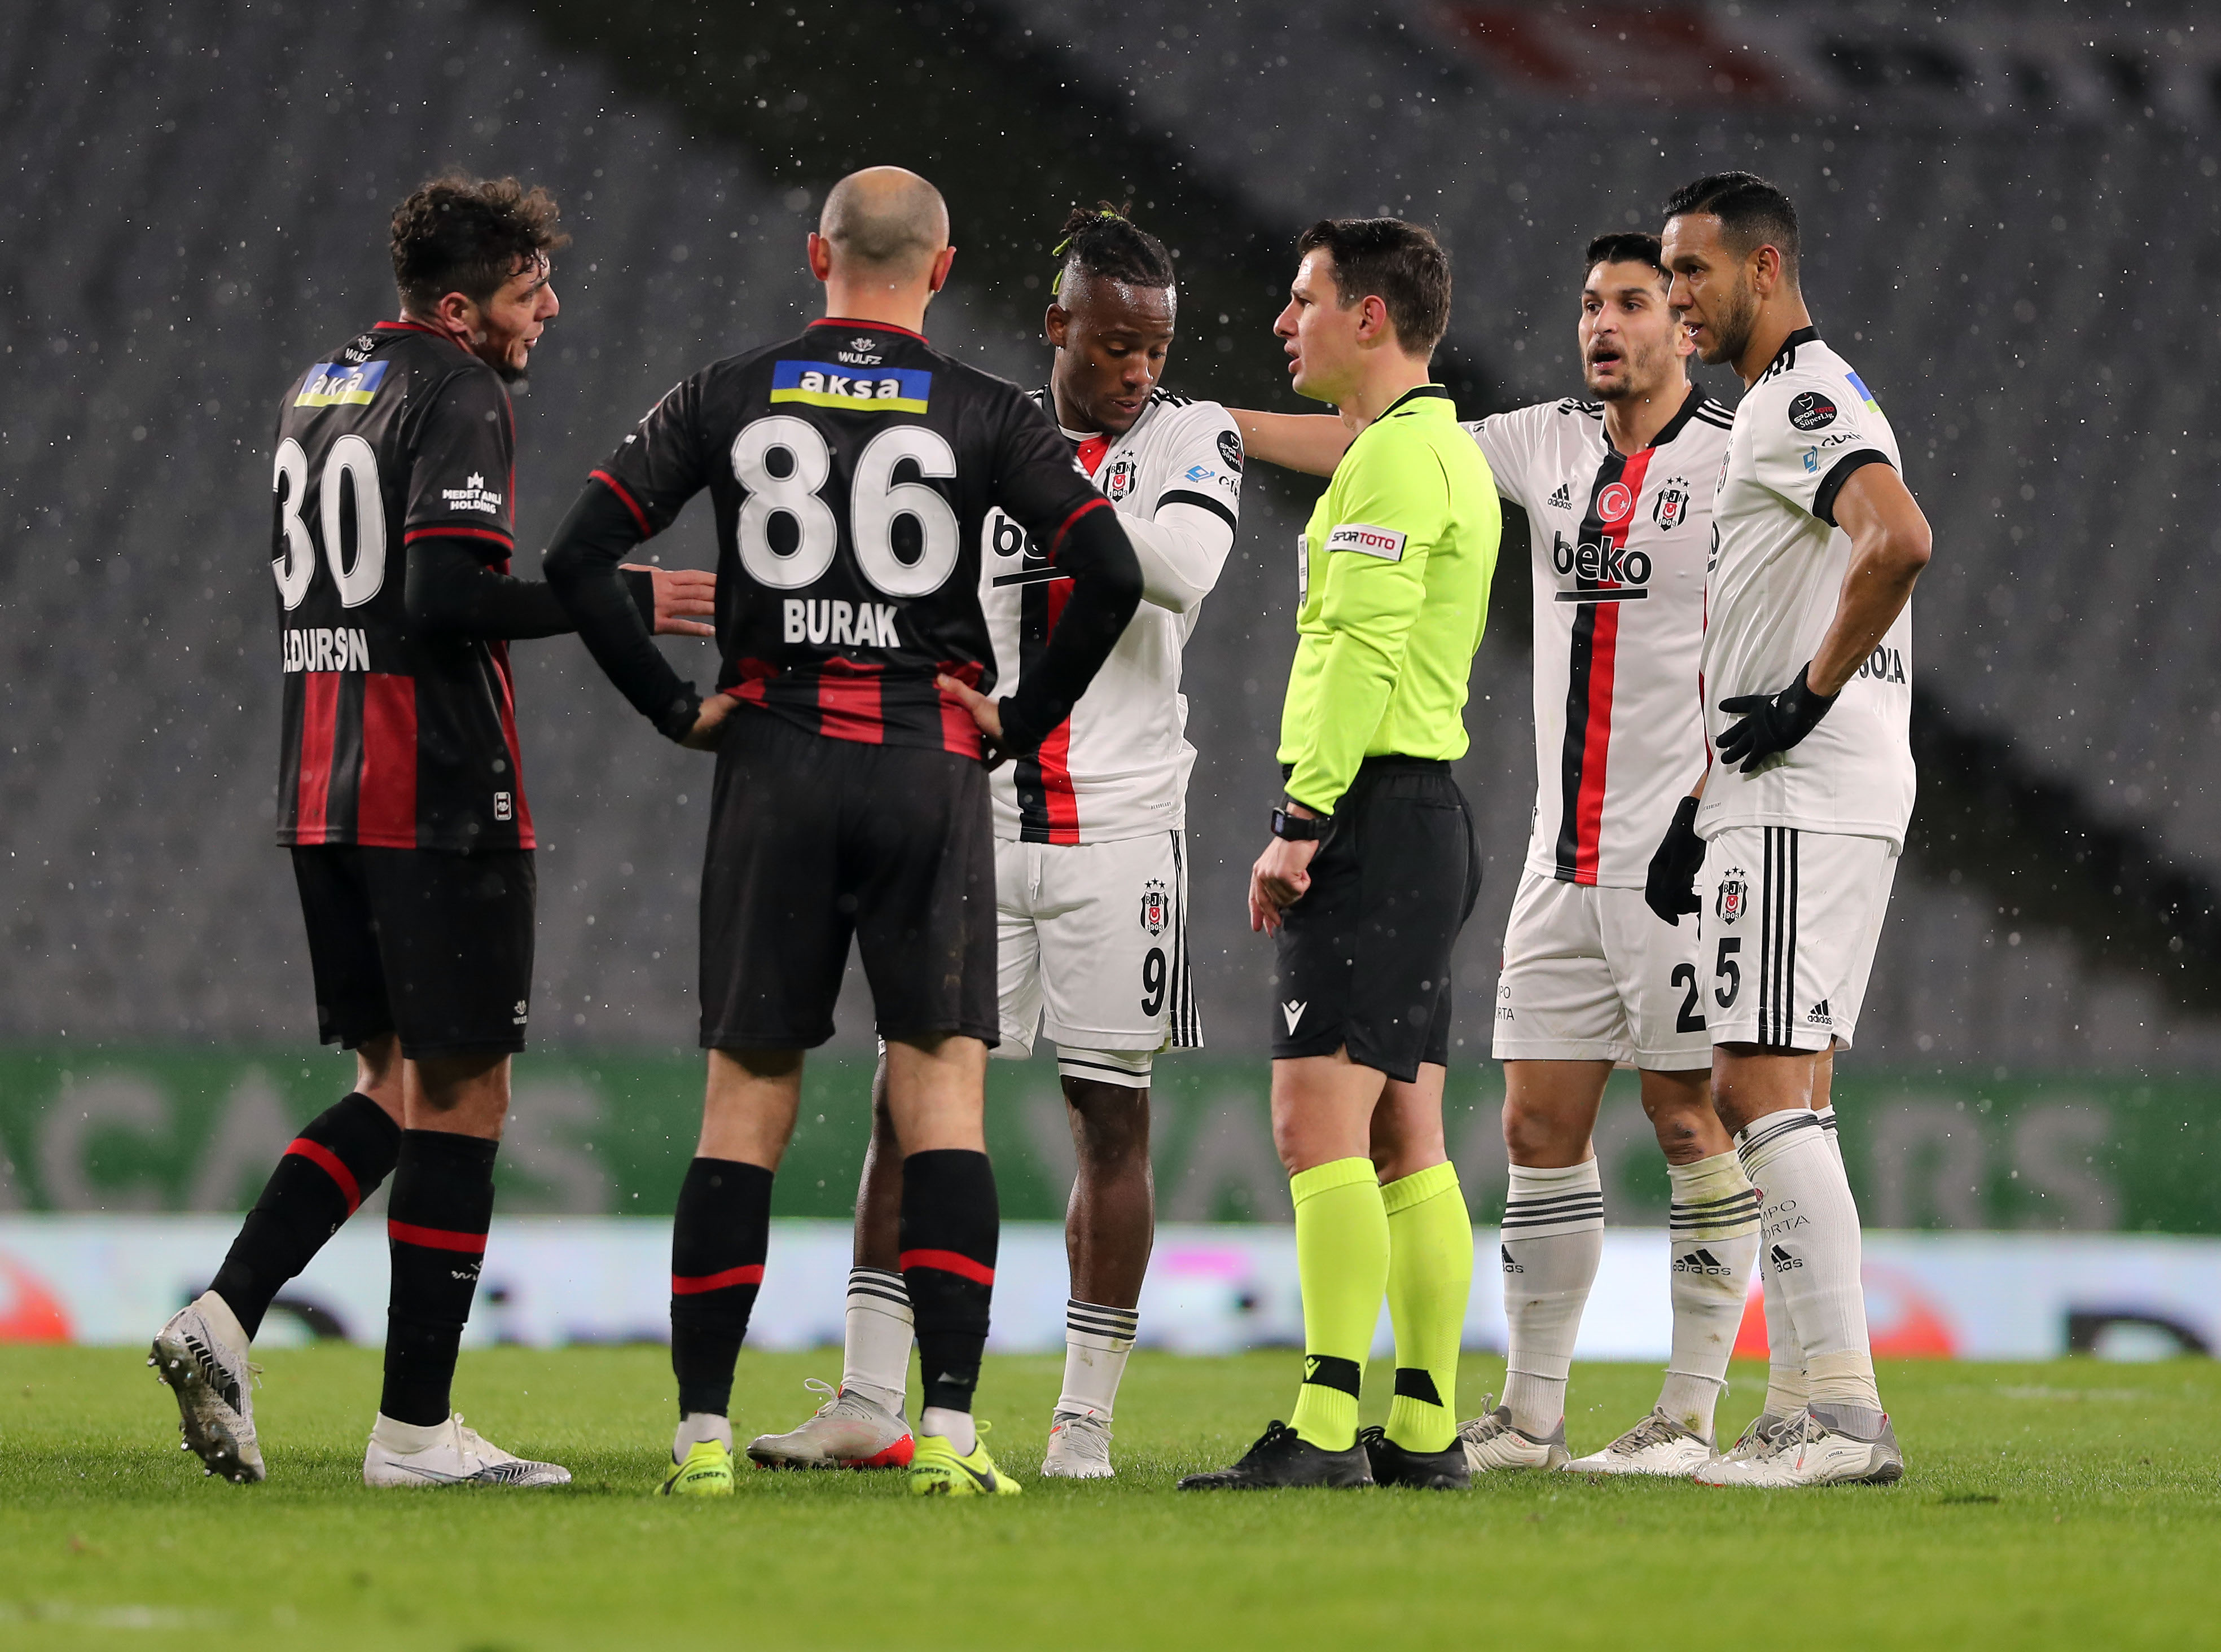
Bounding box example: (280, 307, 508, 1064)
(1464, 403, 1547, 510)
(405, 368, 515, 557)
(592, 376, 712, 537)
(991, 388, 1107, 552)
(1749, 376, 1893, 528)
(1149, 405, 1243, 535)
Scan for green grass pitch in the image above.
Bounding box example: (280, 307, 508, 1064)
(2, 1345, 2214, 1650)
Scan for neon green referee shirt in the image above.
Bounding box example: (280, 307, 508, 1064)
(1278, 384, 1500, 815)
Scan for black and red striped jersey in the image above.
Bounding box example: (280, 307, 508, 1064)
(269, 321, 533, 853)
(587, 318, 1109, 756)
(1468, 385, 1731, 887)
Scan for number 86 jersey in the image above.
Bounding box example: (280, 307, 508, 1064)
(588, 317, 1108, 755)
(270, 320, 534, 853)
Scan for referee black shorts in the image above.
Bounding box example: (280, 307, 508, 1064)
(290, 845, 536, 1059)
(699, 707, 998, 1051)
(1270, 756, 1482, 1083)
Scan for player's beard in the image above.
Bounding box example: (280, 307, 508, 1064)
(1704, 276, 1759, 367)
(1588, 336, 1669, 402)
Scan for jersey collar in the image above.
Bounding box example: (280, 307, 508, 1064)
(1379, 383, 1452, 419)
(1764, 325, 1823, 376)
(810, 316, 929, 345)
(1604, 381, 1709, 457)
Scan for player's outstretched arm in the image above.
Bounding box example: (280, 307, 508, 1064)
(1808, 463, 1932, 696)
(404, 542, 709, 642)
(1226, 408, 1355, 477)
(544, 480, 709, 743)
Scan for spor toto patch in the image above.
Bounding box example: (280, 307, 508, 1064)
(1788, 390, 1838, 431)
(1217, 427, 1244, 473)
(1325, 521, 1406, 560)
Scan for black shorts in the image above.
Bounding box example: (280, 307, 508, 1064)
(699, 708, 997, 1050)
(1270, 757, 1481, 1082)
(290, 845, 535, 1059)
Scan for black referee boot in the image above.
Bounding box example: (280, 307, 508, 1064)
(1176, 1420, 1374, 1490)
(1359, 1425, 1471, 1490)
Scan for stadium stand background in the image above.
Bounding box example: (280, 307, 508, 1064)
(5, 0, 2220, 1070)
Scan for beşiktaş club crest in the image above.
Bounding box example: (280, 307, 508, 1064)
(1104, 456, 1138, 500)
(1139, 878, 1171, 937)
(1716, 869, 1749, 924)
(1652, 477, 1691, 530)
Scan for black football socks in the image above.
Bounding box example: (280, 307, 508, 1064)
(898, 1149, 999, 1418)
(380, 1130, 498, 1427)
(209, 1091, 401, 1339)
(669, 1157, 775, 1418)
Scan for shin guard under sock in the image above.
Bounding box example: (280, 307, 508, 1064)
(210, 1092, 401, 1339)
(381, 1130, 497, 1427)
(1661, 1151, 1761, 1439)
(1740, 1108, 1878, 1410)
(899, 1149, 998, 1418)
(669, 1157, 776, 1419)
(1287, 1157, 1389, 1453)
(1381, 1162, 1471, 1455)
(1500, 1159, 1604, 1438)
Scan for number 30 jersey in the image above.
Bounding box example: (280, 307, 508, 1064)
(1469, 385, 1732, 889)
(589, 317, 1109, 756)
(269, 320, 534, 854)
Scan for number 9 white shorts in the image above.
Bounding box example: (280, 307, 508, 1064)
(1491, 868, 1711, 1070)
(993, 830, 1200, 1088)
(1696, 825, 1898, 1053)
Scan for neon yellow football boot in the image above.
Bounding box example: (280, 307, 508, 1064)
(659, 1439, 735, 1497)
(908, 1422, 1022, 1497)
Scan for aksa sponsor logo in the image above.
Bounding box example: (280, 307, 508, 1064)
(1717, 869, 1749, 924)
(440, 472, 503, 516)
(1788, 390, 1838, 431)
(769, 359, 930, 413)
(1325, 521, 1406, 561)
(295, 360, 388, 407)
(284, 627, 369, 672)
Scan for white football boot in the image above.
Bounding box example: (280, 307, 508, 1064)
(745, 1378, 915, 1470)
(1694, 1405, 1903, 1488)
(1456, 1396, 1572, 1472)
(362, 1413, 572, 1487)
(150, 1292, 264, 1484)
(1040, 1410, 1115, 1479)
(1566, 1407, 1714, 1477)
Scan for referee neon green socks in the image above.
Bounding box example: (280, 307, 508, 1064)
(1381, 1161, 1472, 1455)
(1287, 1157, 1389, 1453)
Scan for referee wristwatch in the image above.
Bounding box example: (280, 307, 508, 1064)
(1271, 804, 1332, 841)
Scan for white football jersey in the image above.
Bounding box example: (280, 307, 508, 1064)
(1469, 385, 1731, 888)
(1698, 328, 1915, 849)
(982, 387, 1242, 843)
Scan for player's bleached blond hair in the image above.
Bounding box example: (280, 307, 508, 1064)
(818, 167, 949, 273)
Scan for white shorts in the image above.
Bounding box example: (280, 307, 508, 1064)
(1491, 869, 1711, 1069)
(1697, 825, 1898, 1052)
(994, 829, 1199, 1088)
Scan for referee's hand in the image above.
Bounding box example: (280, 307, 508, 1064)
(1250, 836, 1318, 934)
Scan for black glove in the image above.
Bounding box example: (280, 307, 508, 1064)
(1644, 794, 1706, 926)
(1716, 662, 1838, 773)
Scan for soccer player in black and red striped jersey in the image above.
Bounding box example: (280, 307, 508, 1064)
(151, 175, 713, 1489)
(546, 165, 1142, 1499)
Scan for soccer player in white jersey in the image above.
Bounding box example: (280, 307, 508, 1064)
(1231, 232, 1761, 1478)
(1649, 172, 1930, 1487)
(747, 206, 1241, 1480)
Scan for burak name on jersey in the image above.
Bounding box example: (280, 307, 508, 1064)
(783, 597, 900, 648)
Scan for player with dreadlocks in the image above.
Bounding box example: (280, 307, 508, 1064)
(747, 205, 1245, 1481)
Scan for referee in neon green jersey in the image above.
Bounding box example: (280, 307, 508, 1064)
(1180, 219, 1499, 1491)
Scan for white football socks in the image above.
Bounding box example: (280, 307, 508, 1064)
(674, 1411, 732, 1462)
(1815, 1102, 1844, 1168)
(840, 1265, 912, 1417)
(1660, 1150, 1761, 1440)
(920, 1405, 975, 1455)
(1738, 1106, 1880, 1412)
(1056, 1299, 1139, 1420)
(1500, 1158, 1604, 1438)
